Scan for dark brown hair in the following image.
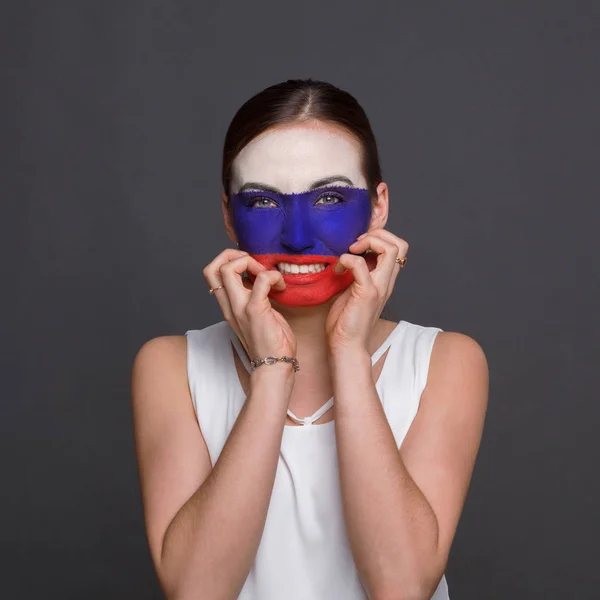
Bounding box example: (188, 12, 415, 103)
(221, 79, 383, 202)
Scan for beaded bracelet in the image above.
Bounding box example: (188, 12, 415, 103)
(249, 355, 300, 373)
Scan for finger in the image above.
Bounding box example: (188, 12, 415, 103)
(203, 248, 249, 289)
(220, 255, 270, 316)
(356, 228, 409, 257)
(246, 270, 286, 313)
(350, 233, 399, 271)
(203, 248, 250, 319)
(349, 234, 406, 296)
(334, 254, 378, 298)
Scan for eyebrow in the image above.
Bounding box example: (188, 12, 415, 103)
(236, 175, 355, 194)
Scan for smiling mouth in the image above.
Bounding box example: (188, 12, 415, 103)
(276, 261, 330, 274)
(252, 253, 338, 283)
(275, 264, 332, 284)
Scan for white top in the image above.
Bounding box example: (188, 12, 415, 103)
(185, 320, 450, 599)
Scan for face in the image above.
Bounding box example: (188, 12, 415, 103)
(227, 122, 373, 307)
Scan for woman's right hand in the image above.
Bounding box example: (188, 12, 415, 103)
(202, 248, 297, 369)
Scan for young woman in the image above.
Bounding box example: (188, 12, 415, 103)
(131, 79, 489, 600)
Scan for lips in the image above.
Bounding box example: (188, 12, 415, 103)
(248, 253, 338, 285)
(265, 253, 336, 268)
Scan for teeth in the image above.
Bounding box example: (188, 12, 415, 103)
(276, 262, 328, 274)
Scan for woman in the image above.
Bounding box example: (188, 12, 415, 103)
(131, 79, 489, 600)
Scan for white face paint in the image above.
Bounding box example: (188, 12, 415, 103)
(230, 122, 368, 194)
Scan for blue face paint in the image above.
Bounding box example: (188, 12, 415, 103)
(228, 185, 373, 307)
(229, 185, 372, 257)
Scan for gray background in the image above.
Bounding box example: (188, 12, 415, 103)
(3, 1, 599, 598)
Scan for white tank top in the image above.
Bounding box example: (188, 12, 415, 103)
(185, 320, 450, 599)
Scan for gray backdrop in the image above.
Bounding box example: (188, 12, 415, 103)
(3, 1, 599, 598)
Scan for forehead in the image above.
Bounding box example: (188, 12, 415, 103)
(230, 122, 367, 194)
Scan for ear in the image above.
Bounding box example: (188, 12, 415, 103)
(221, 188, 238, 245)
(368, 181, 389, 231)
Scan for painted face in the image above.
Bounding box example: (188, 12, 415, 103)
(228, 123, 373, 307)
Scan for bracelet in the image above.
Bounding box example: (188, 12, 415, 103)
(249, 355, 300, 373)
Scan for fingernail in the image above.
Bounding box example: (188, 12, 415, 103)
(333, 261, 344, 273)
(357, 233, 367, 239)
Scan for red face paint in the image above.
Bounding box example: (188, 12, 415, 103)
(246, 252, 356, 307)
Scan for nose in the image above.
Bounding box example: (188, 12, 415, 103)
(279, 196, 316, 253)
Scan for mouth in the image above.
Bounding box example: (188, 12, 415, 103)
(277, 260, 329, 273)
(267, 255, 336, 284)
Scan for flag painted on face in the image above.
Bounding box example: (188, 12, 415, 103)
(228, 186, 372, 307)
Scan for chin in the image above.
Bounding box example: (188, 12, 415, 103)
(265, 273, 353, 308)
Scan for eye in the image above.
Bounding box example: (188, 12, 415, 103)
(249, 196, 278, 208)
(315, 192, 344, 205)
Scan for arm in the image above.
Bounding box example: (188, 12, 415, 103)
(331, 332, 489, 600)
(131, 335, 295, 600)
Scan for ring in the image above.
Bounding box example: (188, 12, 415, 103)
(209, 284, 224, 294)
(395, 256, 407, 267)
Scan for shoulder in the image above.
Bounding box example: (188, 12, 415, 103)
(431, 331, 488, 374)
(425, 330, 489, 411)
(132, 335, 187, 369)
(131, 335, 189, 394)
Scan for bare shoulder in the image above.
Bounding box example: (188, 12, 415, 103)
(431, 329, 488, 364)
(130, 334, 212, 583)
(131, 335, 191, 419)
(133, 334, 188, 369)
(405, 329, 489, 445)
(422, 330, 489, 425)
(429, 331, 489, 396)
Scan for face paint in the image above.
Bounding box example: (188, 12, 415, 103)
(229, 185, 372, 306)
(228, 123, 373, 307)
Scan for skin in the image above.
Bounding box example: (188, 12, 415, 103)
(131, 118, 488, 599)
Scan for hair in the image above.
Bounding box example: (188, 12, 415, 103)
(221, 78, 383, 202)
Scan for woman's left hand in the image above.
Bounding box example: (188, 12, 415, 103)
(325, 228, 408, 355)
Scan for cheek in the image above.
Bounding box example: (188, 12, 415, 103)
(231, 209, 283, 253)
(315, 208, 370, 253)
